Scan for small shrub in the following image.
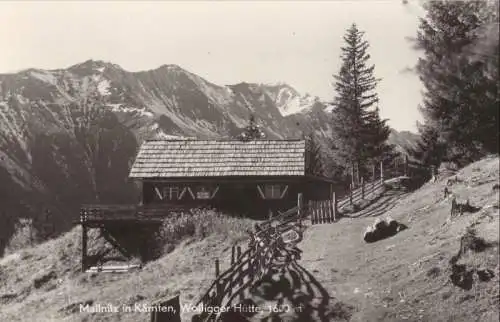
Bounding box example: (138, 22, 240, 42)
(153, 208, 254, 256)
(4, 218, 39, 254)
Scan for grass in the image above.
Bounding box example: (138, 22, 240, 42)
(0, 209, 255, 322)
(298, 155, 499, 322)
(0, 156, 498, 322)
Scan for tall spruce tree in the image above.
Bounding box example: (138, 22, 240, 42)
(413, 0, 499, 167)
(331, 23, 393, 179)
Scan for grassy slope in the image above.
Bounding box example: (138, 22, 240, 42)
(299, 155, 499, 322)
(0, 215, 255, 322)
(0, 156, 498, 322)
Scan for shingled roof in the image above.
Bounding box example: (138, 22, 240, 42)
(129, 139, 307, 178)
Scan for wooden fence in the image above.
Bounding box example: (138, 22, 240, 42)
(309, 198, 337, 224)
(191, 182, 391, 321)
(189, 156, 431, 321)
(337, 179, 386, 210)
(307, 178, 385, 225)
(189, 158, 428, 321)
(191, 194, 306, 322)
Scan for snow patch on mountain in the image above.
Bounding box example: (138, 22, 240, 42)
(107, 103, 154, 117)
(278, 95, 316, 116)
(97, 79, 111, 96)
(259, 83, 318, 117)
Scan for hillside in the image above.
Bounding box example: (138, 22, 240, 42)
(300, 155, 499, 322)
(0, 59, 419, 255)
(0, 156, 497, 322)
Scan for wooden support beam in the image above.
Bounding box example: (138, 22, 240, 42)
(101, 228, 132, 259)
(82, 224, 88, 272)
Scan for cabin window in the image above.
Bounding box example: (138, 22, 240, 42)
(196, 186, 212, 199)
(263, 184, 287, 199)
(162, 186, 180, 200)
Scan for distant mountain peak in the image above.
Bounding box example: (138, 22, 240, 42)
(67, 59, 122, 75)
(157, 64, 184, 71)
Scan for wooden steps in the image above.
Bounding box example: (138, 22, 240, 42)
(85, 264, 142, 273)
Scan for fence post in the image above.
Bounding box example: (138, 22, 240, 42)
(319, 201, 323, 224)
(349, 184, 353, 206)
(380, 160, 384, 184)
(361, 177, 365, 199)
(313, 200, 319, 224)
(249, 257, 254, 281)
(237, 246, 241, 259)
(323, 200, 332, 224)
(372, 163, 376, 181)
(308, 200, 314, 224)
(215, 258, 220, 277)
(351, 163, 355, 189)
(324, 201, 329, 223)
(355, 162, 360, 187)
(297, 193, 303, 222)
(231, 245, 236, 265)
(328, 200, 333, 223)
(404, 154, 408, 177)
(81, 223, 88, 272)
(333, 192, 337, 221)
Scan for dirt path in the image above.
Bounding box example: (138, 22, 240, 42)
(344, 190, 408, 218)
(296, 164, 499, 322)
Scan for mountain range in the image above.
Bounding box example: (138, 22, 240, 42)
(0, 59, 419, 251)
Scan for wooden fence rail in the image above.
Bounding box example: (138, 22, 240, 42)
(337, 179, 385, 210)
(190, 158, 427, 321)
(193, 194, 306, 322)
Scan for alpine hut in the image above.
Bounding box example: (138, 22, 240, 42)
(128, 139, 335, 218)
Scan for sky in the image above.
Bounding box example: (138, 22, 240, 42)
(0, 0, 426, 132)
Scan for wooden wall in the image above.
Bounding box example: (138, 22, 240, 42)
(140, 178, 329, 219)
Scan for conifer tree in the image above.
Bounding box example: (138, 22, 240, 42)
(237, 114, 266, 141)
(331, 23, 393, 179)
(413, 0, 499, 167)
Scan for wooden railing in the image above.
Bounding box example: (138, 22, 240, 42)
(337, 179, 386, 210)
(192, 194, 306, 322)
(79, 204, 190, 222)
(191, 161, 426, 321)
(190, 157, 429, 320)
(308, 199, 337, 224)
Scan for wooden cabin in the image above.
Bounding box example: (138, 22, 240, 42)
(129, 139, 335, 219)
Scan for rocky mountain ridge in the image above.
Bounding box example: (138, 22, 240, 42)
(0, 59, 418, 253)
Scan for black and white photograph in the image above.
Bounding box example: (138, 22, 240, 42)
(0, 1, 498, 321)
